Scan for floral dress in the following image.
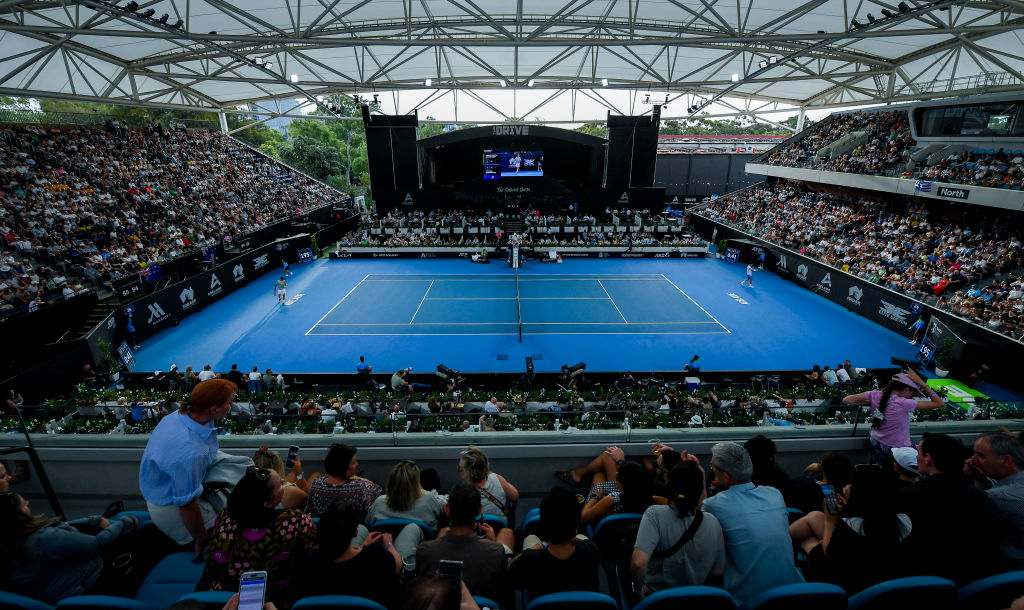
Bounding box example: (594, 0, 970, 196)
(205, 508, 317, 608)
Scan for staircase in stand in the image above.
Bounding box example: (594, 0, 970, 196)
(504, 216, 524, 240)
(76, 299, 121, 339)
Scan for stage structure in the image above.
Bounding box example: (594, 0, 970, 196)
(362, 109, 666, 213)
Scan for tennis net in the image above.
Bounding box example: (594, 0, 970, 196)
(515, 265, 522, 342)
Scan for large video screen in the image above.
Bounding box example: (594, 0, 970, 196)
(483, 150, 543, 179)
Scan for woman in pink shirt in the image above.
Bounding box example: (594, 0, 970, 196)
(842, 368, 944, 464)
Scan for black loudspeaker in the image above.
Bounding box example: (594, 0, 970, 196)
(362, 107, 420, 212)
(605, 113, 660, 190)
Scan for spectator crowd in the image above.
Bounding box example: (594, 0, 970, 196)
(702, 183, 1024, 340)
(2, 375, 1022, 610)
(1, 122, 345, 318)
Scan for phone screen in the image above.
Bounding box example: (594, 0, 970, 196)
(439, 559, 463, 590)
(285, 445, 300, 469)
(239, 571, 267, 610)
(821, 484, 841, 515)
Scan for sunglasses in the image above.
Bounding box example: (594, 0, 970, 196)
(246, 466, 270, 482)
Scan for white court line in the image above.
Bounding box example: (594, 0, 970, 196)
(308, 330, 731, 336)
(660, 274, 732, 334)
(421, 297, 609, 300)
(305, 274, 369, 335)
(315, 321, 722, 326)
(409, 280, 434, 324)
(597, 279, 628, 323)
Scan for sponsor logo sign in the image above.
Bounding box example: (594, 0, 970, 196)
(776, 255, 788, 272)
(796, 263, 809, 281)
(179, 286, 198, 310)
(333, 252, 352, 259)
(727, 292, 749, 305)
(847, 285, 863, 307)
(373, 252, 401, 258)
(253, 254, 270, 270)
(925, 379, 988, 406)
(233, 264, 245, 283)
(420, 253, 437, 259)
(936, 186, 969, 200)
(208, 273, 223, 297)
(402, 192, 415, 205)
(147, 302, 169, 324)
(878, 300, 912, 324)
(620, 253, 646, 257)
(815, 272, 832, 294)
(654, 252, 670, 258)
(492, 125, 530, 136)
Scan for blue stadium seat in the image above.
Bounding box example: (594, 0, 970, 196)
(134, 552, 204, 609)
(481, 513, 508, 531)
(786, 507, 805, 522)
(111, 511, 153, 530)
(473, 595, 502, 609)
(633, 586, 738, 610)
(370, 518, 436, 540)
(587, 512, 644, 551)
(0, 591, 56, 610)
(55, 596, 154, 610)
(848, 576, 956, 610)
(738, 582, 847, 610)
(292, 595, 387, 610)
(172, 591, 235, 609)
(956, 570, 1024, 610)
(520, 511, 542, 542)
(525, 591, 619, 610)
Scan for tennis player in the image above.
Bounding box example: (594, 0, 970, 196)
(740, 263, 755, 287)
(274, 276, 287, 305)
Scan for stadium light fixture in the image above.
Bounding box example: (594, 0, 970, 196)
(851, 18, 863, 28)
(141, 8, 155, 18)
(881, 8, 895, 18)
(758, 60, 768, 69)
(290, 74, 298, 83)
(527, 79, 535, 87)
(867, 13, 877, 23)
(769, 56, 778, 64)
(125, 1, 138, 11)
(601, 78, 608, 87)
(171, 18, 183, 29)
(500, 79, 507, 87)
(264, 62, 273, 70)
(731, 73, 740, 82)
(425, 78, 432, 86)
(158, 13, 169, 24)
(898, 1, 910, 12)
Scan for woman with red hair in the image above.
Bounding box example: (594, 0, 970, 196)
(140, 378, 248, 557)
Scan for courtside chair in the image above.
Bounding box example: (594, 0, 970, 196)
(370, 517, 437, 540)
(134, 552, 204, 608)
(519, 510, 543, 543)
(847, 576, 956, 610)
(956, 570, 1024, 610)
(172, 591, 236, 609)
(632, 586, 739, 610)
(55, 596, 154, 610)
(587, 512, 644, 551)
(525, 591, 618, 610)
(480, 513, 508, 532)
(473, 595, 502, 609)
(292, 595, 387, 610)
(0, 591, 55, 610)
(738, 582, 847, 610)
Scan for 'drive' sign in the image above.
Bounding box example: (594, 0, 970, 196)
(492, 125, 530, 136)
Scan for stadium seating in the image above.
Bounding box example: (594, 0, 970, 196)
(525, 591, 619, 610)
(847, 575, 957, 610)
(132, 552, 204, 609)
(955, 570, 1024, 610)
(291, 595, 387, 609)
(632, 586, 739, 610)
(0, 591, 56, 610)
(738, 582, 848, 610)
(369, 517, 437, 540)
(54, 596, 153, 610)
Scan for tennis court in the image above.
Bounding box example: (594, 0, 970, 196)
(306, 273, 730, 336)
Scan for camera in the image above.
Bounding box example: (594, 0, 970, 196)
(890, 356, 920, 371)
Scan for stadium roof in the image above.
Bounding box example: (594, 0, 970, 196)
(2, 0, 1024, 123)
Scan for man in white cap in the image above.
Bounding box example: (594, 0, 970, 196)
(890, 446, 919, 489)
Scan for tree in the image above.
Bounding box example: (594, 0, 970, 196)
(418, 118, 447, 139)
(277, 135, 346, 181)
(574, 122, 607, 138)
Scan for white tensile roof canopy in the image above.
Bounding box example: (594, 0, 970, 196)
(1, 0, 1023, 123)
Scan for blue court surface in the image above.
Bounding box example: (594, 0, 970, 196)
(132, 258, 923, 374)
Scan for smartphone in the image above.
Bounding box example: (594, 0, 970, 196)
(285, 445, 300, 469)
(438, 559, 463, 590)
(238, 571, 267, 610)
(821, 484, 842, 516)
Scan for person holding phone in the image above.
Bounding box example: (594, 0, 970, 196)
(798, 468, 913, 594)
(299, 500, 402, 608)
(251, 446, 308, 510)
(203, 467, 316, 608)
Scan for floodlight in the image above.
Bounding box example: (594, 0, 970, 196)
(290, 74, 298, 83)
(263, 62, 272, 70)
(769, 56, 778, 64)
(881, 9, 895, 17)
(141, 8, 155, 17)
(851, 18, 863, 28)
(867, 13, 877, 23)
(171, 18, 183, 29)
(731, 73, 739, 82)
(125, 1, 138, 12)
(898, 2, 910, 12)
(601, 78, 608, 87)
(425, 78, 432, 86)
(158, 13, 168, 24)
(758, 60, 768, 69)
(500, 79, 507, 87)
(527, 79, 535, 87)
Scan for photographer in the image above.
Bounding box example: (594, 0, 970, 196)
(842, 368, 945, 464)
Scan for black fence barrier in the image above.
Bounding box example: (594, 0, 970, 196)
(690, 214, 1024, 388)
(329, 248, 705, 259)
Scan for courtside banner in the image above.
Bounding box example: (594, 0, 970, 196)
(125, 236, 310, 341)
(331, 248, 702, 259)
